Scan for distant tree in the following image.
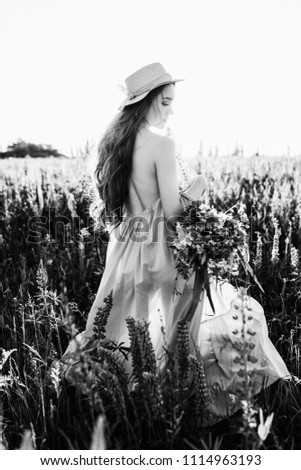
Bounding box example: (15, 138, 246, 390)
(0, 139, 65, 158)
(231, 143, 244, 158)
(232, 145, 240, 157)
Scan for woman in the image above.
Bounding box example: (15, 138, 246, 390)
(63, 62, 290, 424)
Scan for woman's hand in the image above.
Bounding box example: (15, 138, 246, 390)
(184, 175, 206, 200)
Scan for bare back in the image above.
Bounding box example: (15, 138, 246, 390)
(126, 130, 161, 215)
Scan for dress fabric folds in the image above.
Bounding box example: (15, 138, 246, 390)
(63, 192, 291, 424)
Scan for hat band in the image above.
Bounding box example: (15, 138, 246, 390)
(124, 72, 173, 100)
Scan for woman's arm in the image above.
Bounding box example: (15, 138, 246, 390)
(153, 135, 183, 222)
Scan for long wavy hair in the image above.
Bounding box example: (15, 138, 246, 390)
(92, 84, 168, 228)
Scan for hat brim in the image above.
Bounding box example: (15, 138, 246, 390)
(118, 78, 184, 111)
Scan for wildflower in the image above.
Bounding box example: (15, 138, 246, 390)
(285, 221, 292, 256)
(189, 355, 210, 412)
(257, 408, 274, 442)
(177, 319, 190, 381)
(67, 191, 77, 217)
(240, 400, 258, 429)
(49, 360, 60, 397)
(271, 218, 280, 263)
(126, 317, 156, 382)
(290, 246, 299, 271)
(80, 227, 90, 238)
(36, 259, 49, 291)
(93, 290, 113, 340)
(254, 232, 263, 269)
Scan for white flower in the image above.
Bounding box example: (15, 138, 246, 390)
(80, 227, 90, 238)
(291, 246, 299, 269)
(257, 408, 274, 441)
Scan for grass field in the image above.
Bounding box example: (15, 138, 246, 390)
(1, 153, 301, 450)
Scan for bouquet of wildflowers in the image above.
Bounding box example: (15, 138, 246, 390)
(171, 200, 262, 321)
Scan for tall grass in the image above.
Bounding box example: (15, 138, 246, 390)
(1, 154, 301, 449)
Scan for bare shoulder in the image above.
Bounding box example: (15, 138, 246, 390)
(136, 130, 175, 154)
(151, 133, 175, 150)
(149, 134, 176, 164)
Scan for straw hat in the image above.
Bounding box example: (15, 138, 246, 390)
(118, 62, 184, 111)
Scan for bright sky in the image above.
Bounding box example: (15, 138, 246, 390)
(1, 0, 301, 158)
